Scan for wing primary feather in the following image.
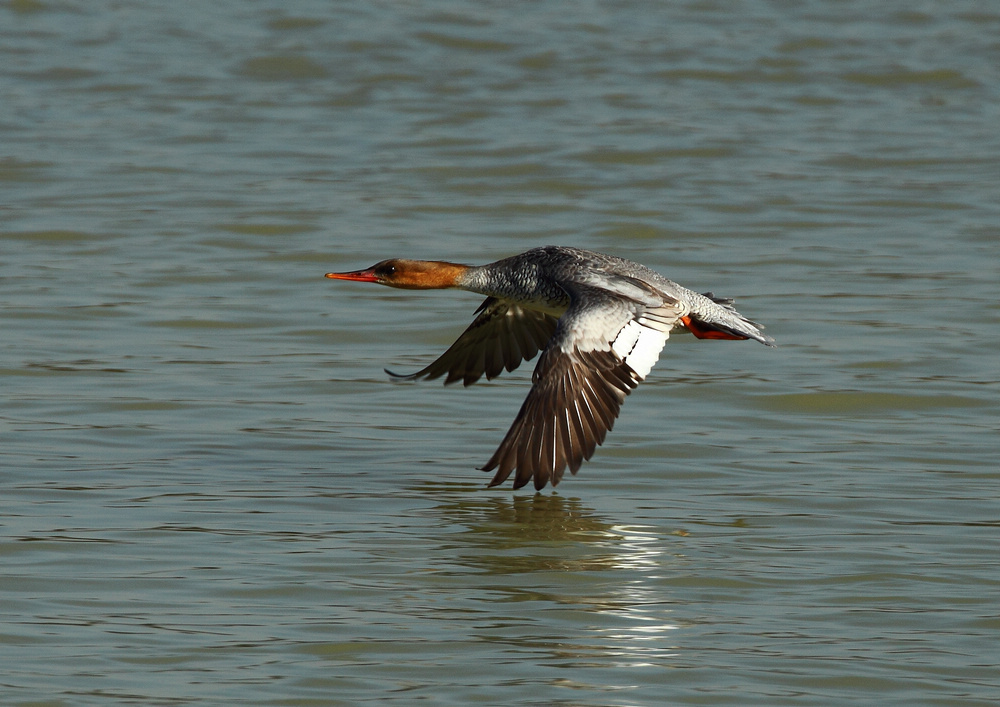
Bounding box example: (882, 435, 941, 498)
(387, 297, 559, 387)
(513, 417, 538, 490)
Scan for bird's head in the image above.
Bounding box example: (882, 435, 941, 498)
(325, 259, 469, 290)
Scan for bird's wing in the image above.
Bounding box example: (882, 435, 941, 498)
(386, 296, 560, 387)
(480, 289, 687, 490)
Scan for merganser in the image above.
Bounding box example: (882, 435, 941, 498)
(325, 245, 774, 490)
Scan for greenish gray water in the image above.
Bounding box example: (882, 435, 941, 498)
(2, 1, 998, 705)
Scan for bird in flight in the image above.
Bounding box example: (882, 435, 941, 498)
(326, 246, 774, 490)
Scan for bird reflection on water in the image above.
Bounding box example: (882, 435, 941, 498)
(426, 492, 682, 668)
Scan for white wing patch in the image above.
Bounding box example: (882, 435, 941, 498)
(611, 318, 669, 379)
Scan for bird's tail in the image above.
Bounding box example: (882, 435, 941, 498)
(682, 292, 776, 347)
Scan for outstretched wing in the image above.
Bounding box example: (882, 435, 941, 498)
(386, 297, 560, 387)
(481, 292, 687, 490)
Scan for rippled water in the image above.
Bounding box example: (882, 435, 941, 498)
(3, 1, 999, 705)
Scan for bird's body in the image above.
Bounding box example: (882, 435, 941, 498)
(326, 246, 774, 490)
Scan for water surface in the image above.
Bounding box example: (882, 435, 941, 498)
(2, 1, 998, 705)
